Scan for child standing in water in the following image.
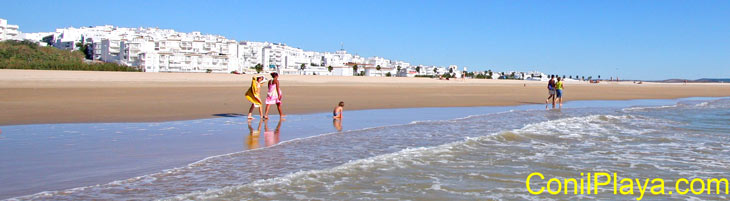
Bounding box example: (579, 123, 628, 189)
(333, 101, 344, 119)
(245, 75, 266, 119)
(264, 72, 285, 119)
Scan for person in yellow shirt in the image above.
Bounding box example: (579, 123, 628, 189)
(245, 75, 266, 119)
(556, 77, 565, 107)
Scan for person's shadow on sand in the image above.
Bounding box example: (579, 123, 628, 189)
(213, 113, 246, 118)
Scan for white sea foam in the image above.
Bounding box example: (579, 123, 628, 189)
(167, 114, 656, 200)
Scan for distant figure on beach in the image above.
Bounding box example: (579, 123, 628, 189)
(264, 72, 285, 119)
(546, 75, 556, 108)
(556, 77, 565, 107)
(333, 101, 344, 119)
(245, 75, 266, 119)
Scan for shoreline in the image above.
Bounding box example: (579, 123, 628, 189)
(2, 69, 730, 126)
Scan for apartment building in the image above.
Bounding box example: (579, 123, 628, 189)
(0, 18, 20, 41)
(20, 25, 460, 76)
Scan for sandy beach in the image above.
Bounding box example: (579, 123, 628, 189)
(1, 69, 729, 125)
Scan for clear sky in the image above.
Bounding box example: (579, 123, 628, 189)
(2, 0, 728, 80)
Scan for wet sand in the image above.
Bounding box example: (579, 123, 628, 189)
(1, 69, 729, 125)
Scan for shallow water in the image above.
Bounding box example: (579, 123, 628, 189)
(2, 98, 729, 200)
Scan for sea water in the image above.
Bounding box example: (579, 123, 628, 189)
(3, 98, 730, 200)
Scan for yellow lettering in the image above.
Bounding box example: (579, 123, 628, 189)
(613, 173, 618, 194)
(650, 178, 665, 194)
(594, 172, 611, 194)
(691, 178, 705, 194)
(620, 178, 634, 195)
(564, 178, 579, 195)
(676, 178, 689, 195)
(547, 178, 562, 195)
(707, 178, 729, 194)
(636, 178, 649, 201)
(580, 172, 585, 194)
(526, 172, 544, 194)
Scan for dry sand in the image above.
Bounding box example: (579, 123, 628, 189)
(1, 69, 729, 125)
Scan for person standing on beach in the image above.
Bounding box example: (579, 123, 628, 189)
(264, 72, 285, 119)
(333, 101, 344, 119)
(546, 75, 556, 108)
(245, 75, 266, 119)
(556, 77, 565, 107)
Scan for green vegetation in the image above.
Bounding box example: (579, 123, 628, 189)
(327, 65, 333, 72)
(474, 73, 490, 79)
(415, 75, 435, 78)
(0, 40, 140, 72)
(253, 63, 263, 73)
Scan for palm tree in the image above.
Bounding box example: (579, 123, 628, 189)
(254, 64, 263, 73)
(397, 66, 401, 72)
(416, 66, 421, 73)
(352, 64, 358, 75)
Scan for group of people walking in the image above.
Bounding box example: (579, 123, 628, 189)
(546, 75, 565, 108)
(244, 72, 345, 120)
(245, 72, 285, 120)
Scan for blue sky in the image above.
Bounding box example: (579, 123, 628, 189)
(2, 0, 728, 80)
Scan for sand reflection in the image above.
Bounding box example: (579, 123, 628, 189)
(332, 119, 342, 132)
(246, 120, 262, 149)
(263, 119, 282, 147)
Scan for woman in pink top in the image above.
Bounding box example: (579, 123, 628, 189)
(264, 72, 285, 119)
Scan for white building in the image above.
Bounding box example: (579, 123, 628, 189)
(524, 71, 549, 81)
(0, 18, 20, 41)
(18, 24, 479, 77)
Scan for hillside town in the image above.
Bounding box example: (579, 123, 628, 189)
(0, 18, 596, 81)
